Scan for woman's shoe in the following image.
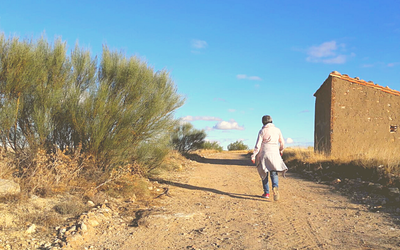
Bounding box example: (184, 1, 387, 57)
(273, 187, 279, 201)
(261, 193, 270, 199)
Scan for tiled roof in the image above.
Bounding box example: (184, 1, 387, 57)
(329, 71, 400, 96)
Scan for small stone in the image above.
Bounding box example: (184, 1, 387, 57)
(80, 214, 88, 220)
(87, 200, 95, 207)
(65, 234, 84, 246)
(0, 179, 21, 197)
(25, 224, 36, 234)
(68, 225, 76, 232)
(80, 222, 88, 232)
(389, 187, 400, 195)
(87, 218, 99, 227)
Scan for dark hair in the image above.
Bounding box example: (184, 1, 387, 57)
(262, 115, 272, 125)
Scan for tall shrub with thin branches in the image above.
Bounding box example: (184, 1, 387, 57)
(0, 33, 184, 171)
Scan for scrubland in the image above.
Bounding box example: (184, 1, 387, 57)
(283, 147, 400, 187)
(0, 148, 191, 249)
(1, 147, 400, 249)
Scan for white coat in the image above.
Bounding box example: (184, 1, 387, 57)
(251, 123, 288, 180)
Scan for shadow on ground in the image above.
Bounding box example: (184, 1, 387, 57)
(149, 177, 269, 202)
(183, 153, 251, 166)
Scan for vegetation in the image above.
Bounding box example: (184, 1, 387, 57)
(227, 140, 249, 151)
(201, 141, 223, 152)
(283, 147, 400, 187)
(0, 33, 184, 196)
(282, 147, 328, 163)
(171, 123, 206, 154)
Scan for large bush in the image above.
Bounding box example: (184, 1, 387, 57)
(171, 123, 206, 154)
(201, 141, 223, 152)
(227, 140, 249, 151)
(0, 33, 184, 171)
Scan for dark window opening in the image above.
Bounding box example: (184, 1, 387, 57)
(390, 125, 398, 133)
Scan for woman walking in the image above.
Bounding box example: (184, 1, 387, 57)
(251, 115, 288, 201)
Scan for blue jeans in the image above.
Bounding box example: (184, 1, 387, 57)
(262, 171, 278, 194)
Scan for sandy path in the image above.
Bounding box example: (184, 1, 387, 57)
(81, 152, 400, 250)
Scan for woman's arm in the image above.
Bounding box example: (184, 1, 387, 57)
(251, 130, 263, 163)
(278, 129, 285, 153)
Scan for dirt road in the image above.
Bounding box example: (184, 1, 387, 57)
(79, 152, 400, 250)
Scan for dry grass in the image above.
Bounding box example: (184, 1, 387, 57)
(0, 146, 143, 231)
(346, 147, 400, 174)
(0, 148, 15, 179)
(17, 146, 96, 197)
(195, 149, 228, 155)
(53, 198, 88, 216)
(99, 175, 150, 200)
(283, 147, 400, 186)
(156, 150, 192, 172)
(0, 147, 192, 248)
(285, 147, 400, 168)
(22, 211, 64, 230)
(283, 147, 329, 163)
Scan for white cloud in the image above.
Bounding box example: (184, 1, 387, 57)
(248, 76, 262, 81)
(205, 126, 214, 131)
(362, 64, 374, 68)
(306, 41, 350, 64)
(228, 109, 236, 113)
(178, 119, 189, 125)
(214, 98, 226, 102)
(191, 39, 207, 49)
(362, 62, 397, 68)
(286, 138, 294, 144)
(236, 74, 262, 81)
(308, 41, 337, 58)
(322, 55, 347, 64)
(213, 119, 245, 130)
(181, 116, 222, 122)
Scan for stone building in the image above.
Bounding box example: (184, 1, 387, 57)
(314, 71, 400, 158)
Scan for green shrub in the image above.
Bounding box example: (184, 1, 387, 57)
(171, 123, 206, 153)
(227, 140, 249, 151)
(201, 141, 223, 152)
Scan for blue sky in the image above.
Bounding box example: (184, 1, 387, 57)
(1, 0, 399, 150)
